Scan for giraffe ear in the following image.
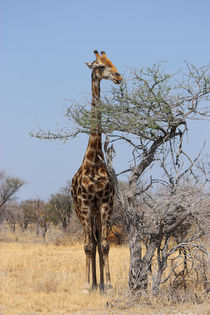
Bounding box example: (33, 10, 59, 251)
(86, 61, 103, 69)
(85, 62, 93, 69)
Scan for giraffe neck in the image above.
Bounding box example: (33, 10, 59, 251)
(90, 71, 101, 133)
(83, 72, 104, 166)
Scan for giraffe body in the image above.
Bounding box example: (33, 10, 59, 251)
(71, 50, 122, 291)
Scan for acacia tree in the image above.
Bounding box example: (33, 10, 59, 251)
(3, 201, 23, 232)
(32, 62, 210, 292)
(21, 198, 49, 240)
(0, 170, 24, 224)
(48, 181, 72, 232)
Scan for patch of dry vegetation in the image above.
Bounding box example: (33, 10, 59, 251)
(0, 227, 209, 315)
(0, 228, 128, 315)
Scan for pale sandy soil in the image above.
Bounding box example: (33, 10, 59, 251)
(0, 228, 209, 315)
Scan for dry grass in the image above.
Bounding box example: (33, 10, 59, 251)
(0, 227, 209, 315)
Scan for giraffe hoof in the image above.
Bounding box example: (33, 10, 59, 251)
(92, 283, 98, 291)
(99, 283, 105, 293)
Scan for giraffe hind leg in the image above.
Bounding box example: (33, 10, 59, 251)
(96, 215, 105, 292)
(91, 216, 97, 290)
(82, 210, 98, 291)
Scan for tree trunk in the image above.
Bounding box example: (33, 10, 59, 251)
(152, 269, 162, 294)
(62, 217, 67, 232)
(128, 229, 148, 291)
(42, 222, 48, 241)
(126, 210, 157, 292)
(126, 209, 150, 291)
(24, 221, 28, 230)
(36, 223, 40, 235)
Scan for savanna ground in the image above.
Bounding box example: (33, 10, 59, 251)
(0, 225, 209, 315)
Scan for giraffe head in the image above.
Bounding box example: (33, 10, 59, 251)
(86, 50, 122, 84)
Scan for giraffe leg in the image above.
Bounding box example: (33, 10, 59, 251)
(91, 217, 97, 290)
(96, 215, 104, 292)
(101, 204, 112, 291)
(83, 212, 93, 292)
(103, 244, 112, 290)
(83, 230, 91, 292)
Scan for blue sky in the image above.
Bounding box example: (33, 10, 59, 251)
(1, 0, 210, 201)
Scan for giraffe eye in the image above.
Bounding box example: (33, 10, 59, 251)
(98, 65, 105, 70)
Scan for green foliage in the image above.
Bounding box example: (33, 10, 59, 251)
(31, 62, 210, 142)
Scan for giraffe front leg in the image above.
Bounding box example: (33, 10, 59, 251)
(83, 231, 91, 293)
(82, 209, 95, 293)
(83, 210, 98, 292)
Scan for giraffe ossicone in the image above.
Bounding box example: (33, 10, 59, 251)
(71, 50, 122, 292)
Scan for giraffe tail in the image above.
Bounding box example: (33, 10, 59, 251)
(92, 216, 101, 246)
(91, 217, 98, 245)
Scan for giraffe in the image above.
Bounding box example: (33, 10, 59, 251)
(71, 50, 122, 292)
